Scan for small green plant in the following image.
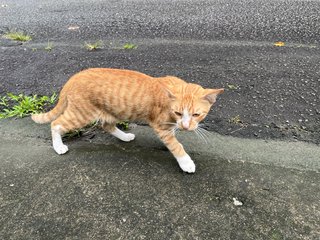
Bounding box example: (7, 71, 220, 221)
(5, 31, 32, 42)
(227, 84, 238, 90)
(0, 93, 57, 119)
(84, 41, 103, 51)
(0, 96, 8, 107)
(229, 115, 243, 125)
(64, 120, 98, 139)
(117, 121, 129, 130)
(64, 120, 129, 139)
(63, 129, 83, 139)
(270, 230, 284, 240)
(45, 41, 53, 51)
(123, 43, 137, 50)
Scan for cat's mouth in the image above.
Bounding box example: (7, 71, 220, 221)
(177, 122, 198, 131)
(180, 127, 197, 131)
(160, 121, 197, 132)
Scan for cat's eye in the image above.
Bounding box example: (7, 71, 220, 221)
(174, 111, 182, 117)
(192, 113, 200, 117)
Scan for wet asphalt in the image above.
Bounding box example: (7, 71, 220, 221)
(1, 0, 320, 239)
(1, 118, 320, 239)
(1, 0, 320, 143)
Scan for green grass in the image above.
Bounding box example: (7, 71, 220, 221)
(84, 41, 103, 51)
(227, 84, 238, 90)
(63, 120, 99, 139)
(229, 115, 243, 125)
(0, 92, 131, 137)
(63, 129, 83, 139)
(270, 230, 284, 240)
(44, 41, 53, 51)
(63, 121, 130, 139)
(0, 93, 57, 119)
(123, 43, 137, 50)
(5, 31, 32, 42)
(117, 121, 129, 130)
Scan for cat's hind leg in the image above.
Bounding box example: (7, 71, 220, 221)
(51, 107, 96, 154)
(111, 127, 135, 142)
(51, 124, 69, 154)
(102, 122, 135, 142)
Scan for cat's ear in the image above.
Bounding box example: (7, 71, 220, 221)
(202, 88, 224, 104)
(164, 88, 176, 100)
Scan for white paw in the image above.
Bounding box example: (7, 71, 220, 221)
(121, 133, 135, 142)
(176, 155, 196, 173)
(53, 144, 69, 155)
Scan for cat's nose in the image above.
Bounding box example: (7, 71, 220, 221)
(182, 122, 189, 130)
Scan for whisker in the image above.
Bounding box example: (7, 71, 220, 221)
(194, 129, 202, 142)
(194, 130, 202, 142)
(197, 128, 209, 144)
(198, 127, 211, 138)
(162, 126, 178, 137)
(170, 128, 177, 136)
(198, 126, 223, 141)
(193, 124, 202, 140)
(195, 128, 208, 144)
(159, 122, 177, 126)
(198, 126, 215, 143)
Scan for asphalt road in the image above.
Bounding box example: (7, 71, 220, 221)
(1, 118, 320, 239)
(2, 0, 320, 43)
(1, 0, 320, 143)
(1, 1, 320, 239)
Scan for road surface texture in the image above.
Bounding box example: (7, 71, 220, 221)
(1, 118, 320, 239)
(1, 0, 320, 143)
(1, 0, 320, 239)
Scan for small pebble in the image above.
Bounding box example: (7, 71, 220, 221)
(233, 197, 243, 206)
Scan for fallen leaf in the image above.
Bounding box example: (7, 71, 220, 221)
(274, 41, 285, 47)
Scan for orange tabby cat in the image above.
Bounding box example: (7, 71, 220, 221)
(32, 68, 223, 173)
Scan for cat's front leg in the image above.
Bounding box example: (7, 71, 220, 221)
(153, 126, 195, 173)
(175, 154, 196, 173)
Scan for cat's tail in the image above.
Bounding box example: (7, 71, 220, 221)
(31, 95, 67, 124)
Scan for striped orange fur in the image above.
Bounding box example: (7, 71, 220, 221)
(32, 68, 223, 173)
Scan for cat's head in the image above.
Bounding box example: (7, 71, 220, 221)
(167, 83, 224, 131)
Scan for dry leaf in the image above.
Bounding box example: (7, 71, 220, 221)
(274, 41, 285, 47)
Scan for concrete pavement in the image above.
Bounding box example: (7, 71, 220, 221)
(0, 118, 319, 239)
(1, 0, 320, 143)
